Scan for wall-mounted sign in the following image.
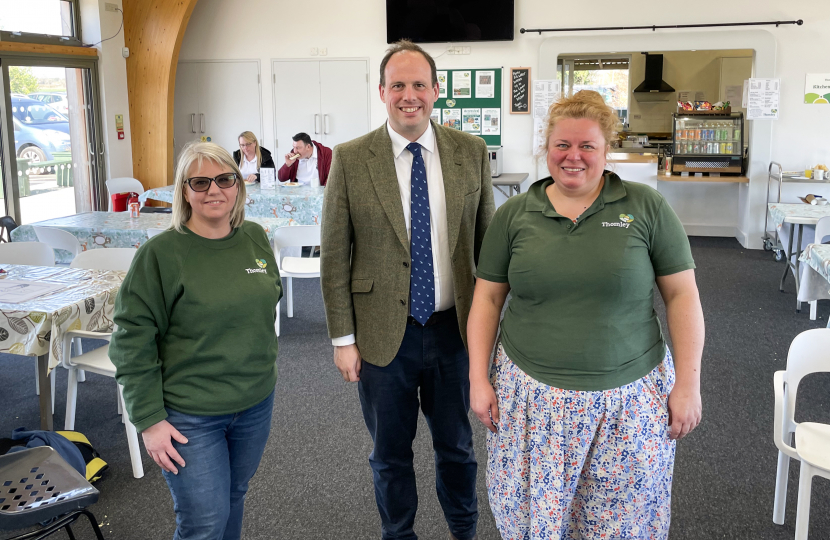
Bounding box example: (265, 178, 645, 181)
(805, 74, 830, 104)
(510, 67, 530, 114)
(746, 78, 780, 120)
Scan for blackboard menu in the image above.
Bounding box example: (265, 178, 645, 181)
(510, 67, 530, 114)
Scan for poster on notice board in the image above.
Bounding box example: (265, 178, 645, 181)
(437, 71, 448, 99)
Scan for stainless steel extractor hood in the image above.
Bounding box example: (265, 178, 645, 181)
(633, 53, 675, 94)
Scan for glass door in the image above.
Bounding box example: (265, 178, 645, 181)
(1, 59, 104, 225)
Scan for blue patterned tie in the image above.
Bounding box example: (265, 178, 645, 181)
(407, 142, 434, 325)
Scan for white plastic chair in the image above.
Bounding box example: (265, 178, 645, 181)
(32, 227, 82, 262)
(65, 246, 143, 478)
(272, 225, 321, 336)
(146, 228, 166, 238)
(32, 228, 84, 399)
(806, 216, 830, 320)
(772, 328, 830, 538)
(0, 242, 55, 266)
(60, 330, 143, 479)
(106, 177, 145, 211)
(70, 248, 136, 272)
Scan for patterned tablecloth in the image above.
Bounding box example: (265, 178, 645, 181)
(12, 212, 292, 263)
(139, 183, 324, 223)
(799, 244, 830, 285)
(0, 265, 124, 372)
(767, 203, 830, 228)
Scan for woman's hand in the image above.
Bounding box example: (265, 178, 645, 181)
(471, 379, 500, 433)
(141, 420, 188, 474)
(667, 384, 702, 440)
(246, 174, 257, 183)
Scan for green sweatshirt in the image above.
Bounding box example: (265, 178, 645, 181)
(109, 221, 282, 432)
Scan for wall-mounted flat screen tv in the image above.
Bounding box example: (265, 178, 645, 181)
(386, 0, 514, 44)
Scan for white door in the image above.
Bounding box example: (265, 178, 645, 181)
(273, 61, 322, 160)
(173, 62, 201, 161)
(198, 61, 262, 156)
(319, 60, 370, 149)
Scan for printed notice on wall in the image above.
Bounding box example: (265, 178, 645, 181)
(462, 108, 481, 133)
(476, 71, 495, 98)
(532, 117, 547, 155)
(805, 73, 830, 104)
(746, 78, 780, 119)
(437, 71, 448, 99)
(442, 109, 461, 130)
(452, 71, 472, 98)
(725, 85, 743, 107)
(482, 108, 501, 135)
(430, 108, 441, 124)
(533, 80, 560, 119)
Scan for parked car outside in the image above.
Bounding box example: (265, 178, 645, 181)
(27, 92, 69, 115)
(12, 96, 71, 163)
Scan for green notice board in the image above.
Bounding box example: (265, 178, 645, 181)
(433, 68, 502, 146)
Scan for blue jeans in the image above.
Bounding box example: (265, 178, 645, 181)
(358, 308, 478, 540)
(161, 389, 275, 540)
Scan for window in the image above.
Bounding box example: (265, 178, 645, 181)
(558, 55, 631, 124)
(0, 0, 80, 44)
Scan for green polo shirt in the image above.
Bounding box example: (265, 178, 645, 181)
(476, 172, 694, 391)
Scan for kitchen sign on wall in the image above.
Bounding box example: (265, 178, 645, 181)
(805, 74, 830, 104)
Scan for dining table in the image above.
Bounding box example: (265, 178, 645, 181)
(798, 243, 830, 327)
(0, 265, 124, 430)
(12, 212, 293, 264)
(140, 183, 325, 223)
(767, 203, 830, 310)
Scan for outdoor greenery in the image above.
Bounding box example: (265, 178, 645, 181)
(9, 66, 39, 94)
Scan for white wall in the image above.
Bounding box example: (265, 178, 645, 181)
(96, 0, 829, 246)
(80, 0, 133, 181)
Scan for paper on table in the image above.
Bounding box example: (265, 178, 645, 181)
(0, 280, 66, 303)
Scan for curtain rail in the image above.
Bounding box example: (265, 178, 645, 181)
(520, 20, 803, 35)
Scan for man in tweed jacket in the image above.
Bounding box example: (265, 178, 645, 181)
(320, 40, 494, 540)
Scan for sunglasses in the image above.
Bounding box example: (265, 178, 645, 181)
(186, 173, 238, 192)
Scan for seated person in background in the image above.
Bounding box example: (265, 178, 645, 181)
(278, 132, 332, 187)
(233, 131, 276, 182)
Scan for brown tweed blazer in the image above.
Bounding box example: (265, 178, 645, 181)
(320, 121, 495, 366)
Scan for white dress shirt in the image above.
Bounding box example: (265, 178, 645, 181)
(295, 144, 320, 187)
(240, 155, 258, 178)
(332, 122, 455, 346)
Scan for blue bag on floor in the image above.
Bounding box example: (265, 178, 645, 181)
(5, 428, 86, 477)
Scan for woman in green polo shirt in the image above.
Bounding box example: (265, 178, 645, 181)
(468, 91, 704, 539)
(109, 142, 282, 540)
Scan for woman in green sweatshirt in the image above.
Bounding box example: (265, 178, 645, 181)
(109, 142, 282, 540)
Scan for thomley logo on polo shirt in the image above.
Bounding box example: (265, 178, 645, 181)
(245, 259, 268, 274)
(602, 214, 635, 229)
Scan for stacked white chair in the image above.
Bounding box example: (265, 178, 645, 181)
(806, 216, 830, 321)
(772, 328, 830, 539)
(63, 247, 143, 478)
(272, 225, 321, 336)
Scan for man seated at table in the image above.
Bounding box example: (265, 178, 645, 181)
(278, 133, 332, 187)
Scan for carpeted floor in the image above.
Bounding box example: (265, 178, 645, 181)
(1, 236, 829, 539)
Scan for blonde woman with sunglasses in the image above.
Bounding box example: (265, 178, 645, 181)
(110, 141, 282, 540)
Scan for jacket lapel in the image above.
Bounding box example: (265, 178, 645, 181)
(434, 123, 464, 256)
(367, 126, 410, 252)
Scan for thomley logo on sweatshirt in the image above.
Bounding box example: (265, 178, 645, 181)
(602, 214, 634, 229)
(245, 259, 268, 274)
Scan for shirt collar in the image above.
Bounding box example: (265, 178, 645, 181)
(387, 121, 435, 159)
(526, 171, 627, 215)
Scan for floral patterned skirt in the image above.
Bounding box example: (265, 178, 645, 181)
(486, 343, 676, 540)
